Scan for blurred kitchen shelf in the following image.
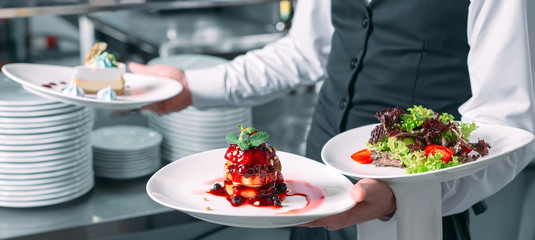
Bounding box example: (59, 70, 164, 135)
(0, 0, 285, 18)
(87, 7, 286, 59)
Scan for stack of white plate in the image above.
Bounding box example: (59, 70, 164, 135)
(146, 54, 253, 162)
(0, 74, 95, 208)
(91, 125, 163, 179)
(147, 107, 252, 162)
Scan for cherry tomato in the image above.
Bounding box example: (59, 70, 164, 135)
(351, 149, 372, 164)
(425, 145, 454, 163)
(460, 147, 472, 154)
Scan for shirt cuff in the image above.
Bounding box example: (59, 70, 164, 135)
(185, 66, 227, 109)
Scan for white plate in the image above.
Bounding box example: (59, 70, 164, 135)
(0, 153, 90, 174)
(2, 63, 183, 110)
(0, 105, 82, 117)
(0, 159, 92, 180)
(0, 177, 94, 207)
(0, 169, 92, 191)
(0, 107, 92, 124)
(0, 162, 92, 186)
(151, 113, 252, 127)
(96, 164, 160, 179)
(0, 125, 92, 146)
(0, 146, 91, 163)
(147, 148, 356, 228)
(322, 123, 534, 184)
(91, 125, 162, 151)
(148, 115, 250, 136)
(0, 138, 90, 158)
(0, 74, 57, 106)
(0, 117, 92, 136)
(0, 102, 71, 112)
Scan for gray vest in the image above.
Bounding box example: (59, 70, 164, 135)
(306, 0, 472, 161)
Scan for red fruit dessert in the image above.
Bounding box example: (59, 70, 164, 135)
(209, 126, 287, 207)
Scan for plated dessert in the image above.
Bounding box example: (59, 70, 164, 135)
(57, 42, 124, 100)
(208, 126, 288, 207)
(73, 42, 125, 95)
(352, 105, 491, 173)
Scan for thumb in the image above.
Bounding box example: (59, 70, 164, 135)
(128, 62, 153, 75)
(350, 180, 367, 203)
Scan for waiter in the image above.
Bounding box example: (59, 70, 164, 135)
(130, 0, 535, 239)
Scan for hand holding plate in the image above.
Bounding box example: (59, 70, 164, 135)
(129, 62, 191, 114)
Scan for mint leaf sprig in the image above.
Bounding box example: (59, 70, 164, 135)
(225, 125, 270, 150)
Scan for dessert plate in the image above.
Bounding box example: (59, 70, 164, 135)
(2, 63, 183, 110)
(322, 123, 534, 184)
(147, 148, 356, 228)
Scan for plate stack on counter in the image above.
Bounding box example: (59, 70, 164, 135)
(91, 125, 163, 179)
(0, 74, 95, 208)
(146, 54, 253, 162)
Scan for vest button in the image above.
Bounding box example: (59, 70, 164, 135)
(361, 17, 369, 28)
(349, 58, 358, 69)
(339, 98, 348, 110)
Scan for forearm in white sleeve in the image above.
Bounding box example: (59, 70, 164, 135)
(442, 0, 535, 216)
(186, 0, 334, 109)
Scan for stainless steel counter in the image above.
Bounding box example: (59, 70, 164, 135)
(0, 91, 317, 240)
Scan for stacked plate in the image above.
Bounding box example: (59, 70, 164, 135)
(146, 54, 253, 162)
(147, 107, 252, 162)
(92, 125, 163, 179)
(0, 74, 95, 208)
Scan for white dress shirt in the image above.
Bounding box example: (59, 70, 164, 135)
(185, 0, 535, 218)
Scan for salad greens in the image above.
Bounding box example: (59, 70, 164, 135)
(366, 105, 490, 174)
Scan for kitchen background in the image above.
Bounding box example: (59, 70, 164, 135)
(0, 1, 534, 239)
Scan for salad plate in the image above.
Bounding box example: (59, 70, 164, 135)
(147, 148, 356, 228)
(322, 123, 534, 184)
(2, 63, 183, 110)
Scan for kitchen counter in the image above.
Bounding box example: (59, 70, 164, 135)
(0, 90, 317, 240)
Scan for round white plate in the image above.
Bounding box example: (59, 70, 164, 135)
(0, 139, 90, 158)
(0, 106, 92, 124)
(148, 116, 250, 137)
(322, 123, 534, 184)
(0, 105, 82, 118)
(0, 162, 92, 186)
(91, 125, 162, 151)
(0, 74, 57, 106)
(0, 117, 92, 136)
(0, 152, 90, 174)
(96, 164, 160, 179)
(2, 63, 183, 110)
(147, 148, 356, 228)
(177, 107, 251, 118)
(0, 177, 94, 207)
(0, 125, 92, 146)
(0, 146, 91, 163)
(0, 102, 71, 112)
(0, 171, 91, 196)
(151, 113, 251, 127)
(0, 169, 92, 191)
(0, 159, 92, 180)
(94, 155, 160, 168)
(0, 108, 93, 130)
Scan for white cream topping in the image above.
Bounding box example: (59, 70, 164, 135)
(62, 83, 85, 97)
(96, 86, 118, 101)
